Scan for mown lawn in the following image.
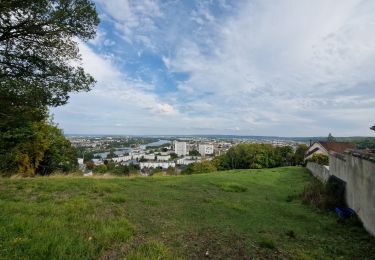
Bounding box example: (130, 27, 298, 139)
(0, 167, 374, 259)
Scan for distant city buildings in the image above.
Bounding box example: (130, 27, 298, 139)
(140, 162, 175, 169)
(157, 155, 171, 161)
(176, 156, 201, 165)
(174, 141, 187, 156)
(71, 135, 305, 174)
(198, 144, 214, 156)
(143, 154, 156, 160)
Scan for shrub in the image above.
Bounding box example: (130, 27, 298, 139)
(93, 164, 107, 174)
(183, 160, 217, 174)
(302, 177, 346, 210)
(307, 154, 329, 166)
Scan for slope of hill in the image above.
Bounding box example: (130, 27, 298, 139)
(0, 167, 374, 259)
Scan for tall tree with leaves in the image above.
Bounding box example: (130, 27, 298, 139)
(0, 0, 99, 176)
(0, 0, 99, 107)
(327, 133, 336, 142)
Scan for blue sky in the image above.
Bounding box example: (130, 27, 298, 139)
(52, 0, 375, 136)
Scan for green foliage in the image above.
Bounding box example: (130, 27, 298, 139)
(184, 160, 217, 174)
(170, 152, 178, 160)
(276, 146, 294, 166)
(294, 144, 308, 165)
(215, 143, 294, 170)
(0, 0, 99, 107)
(93, 164, 107, 174)
(307, 154, 329, 166)
(189, 149, 201, 156)
(0, 114, 77, 176)
(181, 144, 308, 175)
(356, 138, 375, 149)
(104, 160, 116, 171)
(111, 164, 139, 176)
(302, 177, 346, 210)
(85, 161, 95, 170)
(37, 124, 78, 175)
(327, 133, 336, 142)
(0, 0, 99, 176)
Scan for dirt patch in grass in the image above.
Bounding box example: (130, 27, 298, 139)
(180, 228, 254, 259)
(212, 182, 248, 192)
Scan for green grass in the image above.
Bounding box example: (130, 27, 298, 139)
(0, 167, 374, 259)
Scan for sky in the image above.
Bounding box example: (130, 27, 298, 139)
(52, 0, 375, 136)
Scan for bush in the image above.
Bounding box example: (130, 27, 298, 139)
(93, 164, 107, 174)
(214, 143, 297, 170)
(307, 154, 329, 166)
(183, 160, 217, 174)
(302, 177, 346, 210)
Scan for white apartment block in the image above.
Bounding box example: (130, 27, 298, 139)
(199, 144, 214, 156)
(143, 154, 156, 160)
(140, 162, 175, 169)
(174, 141, 188, 156)
(130, 152, 145, 160)
(157, 155, 171, 161)
(111, 156, 132, 163)
(176, 158, 200, 165)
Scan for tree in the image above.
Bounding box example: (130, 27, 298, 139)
(0, 0, 99, 176)
(0, 0, 99, 108)
(189, 150, 200, 156)
(93, 164, 107, 174)
(170, 153, 178, 160)
(293, 144, 308, 165)
(276, 146, 294, 166)
(37, 124, 78, 175)
(327, 133, 336, 142)
(184, 161, 217, 174)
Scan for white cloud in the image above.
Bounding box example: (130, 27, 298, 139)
(164, 0, 375, 135)
(54, 0, 375, 136)
(95, 0, 162, 48)
(52, 42, 180, 134)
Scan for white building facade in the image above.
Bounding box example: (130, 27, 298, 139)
(174, 141, 187, 156)
(143, 154, 156, 160)
(140, 162, 175, 169)
(157, 155, 171, 161)
(199, 144, 214, 156)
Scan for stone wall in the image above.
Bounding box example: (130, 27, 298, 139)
(306, 152, 375, 236)
(306, 162, 330, 182)
(330, 153, 375, 237)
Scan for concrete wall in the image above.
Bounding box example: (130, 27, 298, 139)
(330, 153, 375, 237)
(306, 162, 330, 182)
(307, 153, 375, 236)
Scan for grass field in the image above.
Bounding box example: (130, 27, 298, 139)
(0, 167, 374, 259)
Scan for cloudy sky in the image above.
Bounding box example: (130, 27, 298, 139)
(52, 0, 375, 136)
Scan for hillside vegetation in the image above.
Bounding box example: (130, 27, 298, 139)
(0, 167, 374, 259)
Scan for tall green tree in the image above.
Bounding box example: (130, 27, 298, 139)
(293, 144, 308, 165)
(0, 0, 99, 176)
(327, 133, 336, 142)
(0, 0, 99, 108)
